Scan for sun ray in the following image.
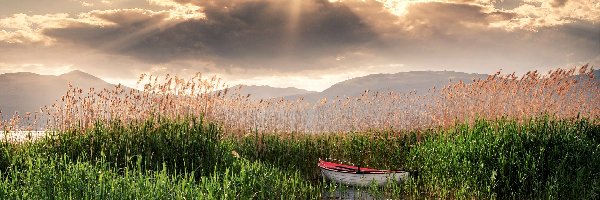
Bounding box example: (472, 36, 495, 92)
(284, 0, 302, 54)
(76, 4, 205, 62)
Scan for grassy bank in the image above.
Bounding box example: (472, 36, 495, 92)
(408, 118, 600, 199)
(0, 118, 320, 199)
(0, 117, 599, 199)
(229, 118, 600, 199)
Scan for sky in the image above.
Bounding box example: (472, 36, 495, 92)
(0, 0, 598, 91)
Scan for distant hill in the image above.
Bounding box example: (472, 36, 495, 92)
(0, 70, 117, 119)
(224, 85, 316, 100)
(286, 71, 488, 102)
(0, 71, 314, 119)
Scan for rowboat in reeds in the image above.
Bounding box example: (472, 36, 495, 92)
(318, 159, 409, 187)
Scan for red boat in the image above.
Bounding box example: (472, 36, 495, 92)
(318, 159, 409, 187)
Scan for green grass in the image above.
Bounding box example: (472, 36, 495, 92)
(0, 117, 320, 199)
(0, 155, 319, 199)
(230, 131, 418, 182)
(0, 116, 598, 199)
(230, 117, 600, 199)
(407, 118, 600, 199)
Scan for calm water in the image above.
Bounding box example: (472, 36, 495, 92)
(323, 186, 382, 200)
(0, 130, 47, 142)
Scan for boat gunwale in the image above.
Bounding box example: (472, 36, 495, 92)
(318, 160, 406, 175)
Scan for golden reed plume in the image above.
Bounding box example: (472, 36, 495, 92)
(1, 65, 598, 137)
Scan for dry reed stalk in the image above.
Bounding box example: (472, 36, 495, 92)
(0, 66, 598, 137)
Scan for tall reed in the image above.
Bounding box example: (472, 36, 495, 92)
(1, 66, 597, 136)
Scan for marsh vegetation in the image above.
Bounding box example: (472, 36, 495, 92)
(0, 66, 598, 199)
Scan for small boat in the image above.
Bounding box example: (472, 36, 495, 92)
(318, 159, 409, 187)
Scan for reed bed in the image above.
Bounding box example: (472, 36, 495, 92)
(0, 117, 320, 199)
(408, 117, 600, 199)
(1, 66, 598, 135)
(206, 65, 600, 133)
(1, 115, 597, 199)
(230, 117, 600, 199)
(0, 65, 598, 199)
(0, 148, 320, 199)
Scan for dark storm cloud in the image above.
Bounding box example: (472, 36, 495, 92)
(379, 22, 600, 71)
(44, 0, 377, 70)
(18, 0, 600, 75)
(399, 2, 516, 36)
(364, 2, 518, 55)
(43, 9, 171, 53)
(351, 2, 598, 71)
(551, 0, 568, 8)
(398, 2, 488, 39)
(559, 21, 600, 45)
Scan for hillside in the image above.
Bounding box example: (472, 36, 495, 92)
(0, 70, 117, 119)
(287, 71, 488, 101)
(226, 85, 316, 100)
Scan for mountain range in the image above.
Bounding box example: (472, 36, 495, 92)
(0, 70, 116, 119)
(2, 69, 598, 119)
(284, 71, 488, 102)
(227, 85, 316, 100)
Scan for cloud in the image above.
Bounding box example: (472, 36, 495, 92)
(398, 2, 514, 36)
(499, 0, 600, 30)
(147, 0, 204, 20)
(551, 0, 568, 8)
(0, 0, 598, 87)
(89, 9, 170, 25)
(0, 10, 116, 45)
(43, 0, 378, 71)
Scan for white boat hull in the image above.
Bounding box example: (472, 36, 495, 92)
(320, 168, 409, 187)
